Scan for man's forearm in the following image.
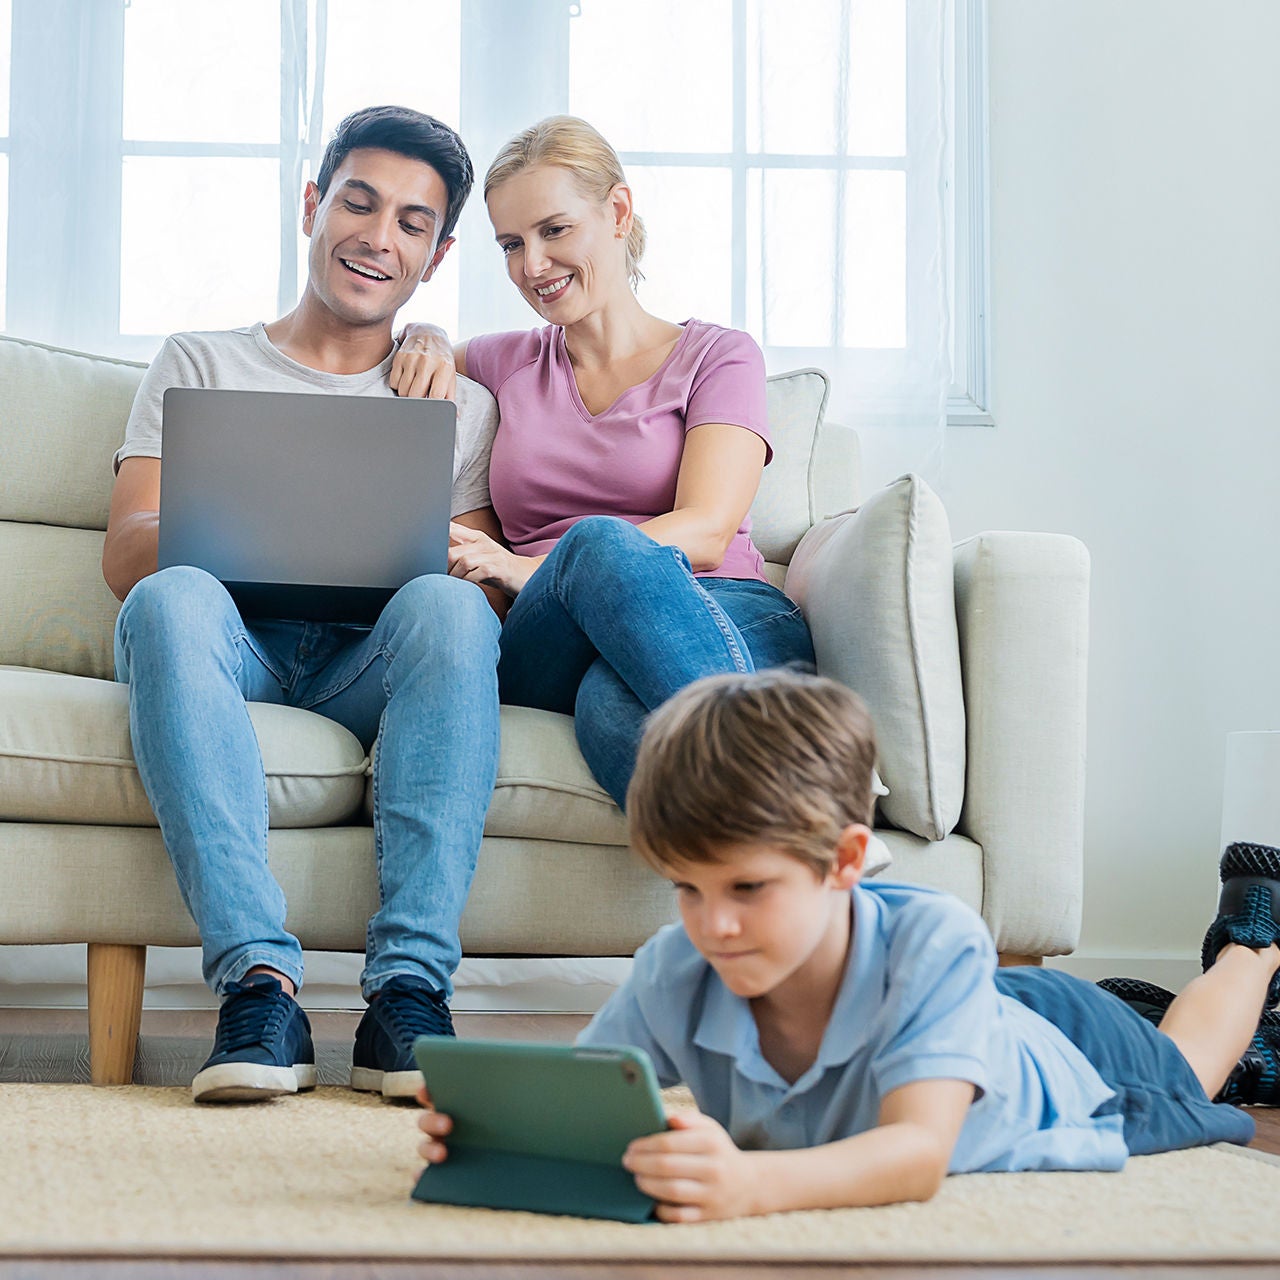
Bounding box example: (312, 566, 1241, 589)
(745, 1123, 952, 1214)
(102, 511, 159, 601)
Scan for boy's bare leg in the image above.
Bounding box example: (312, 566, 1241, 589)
(1159, 942, 1280, 1098)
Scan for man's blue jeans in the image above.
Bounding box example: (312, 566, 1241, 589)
(114, 566, 500, 1000)
(498, 516, 816, 807)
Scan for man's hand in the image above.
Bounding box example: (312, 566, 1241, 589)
(623, 1111, 760, 1223)
(390, 324, 456, 400)
(448, 521, 543, 598)
(415, 1083, 453, 1164)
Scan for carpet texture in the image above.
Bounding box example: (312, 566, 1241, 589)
(4, 1085, 1279, 1263)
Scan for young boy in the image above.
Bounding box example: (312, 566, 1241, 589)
(417, 670, 1280, 1220)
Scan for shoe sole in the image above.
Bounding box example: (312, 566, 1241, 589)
(349, 1066, 423, 1099)
(192, 1062, 318, 1104)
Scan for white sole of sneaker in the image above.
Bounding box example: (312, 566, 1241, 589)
(191, 1062, 317, 1104)
(349, 1066, 423, 1099)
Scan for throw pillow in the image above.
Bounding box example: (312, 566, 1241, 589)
(784, 473, 965, 841)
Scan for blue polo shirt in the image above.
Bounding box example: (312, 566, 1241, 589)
(578, 880, 1129, 1173)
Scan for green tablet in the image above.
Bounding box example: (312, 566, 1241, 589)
(411, 1037, 667, 1222)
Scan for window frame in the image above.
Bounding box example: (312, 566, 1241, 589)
(948, 0, 992, 426)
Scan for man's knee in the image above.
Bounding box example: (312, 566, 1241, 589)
(381, 574, 500, 658)
(117, 566, 238, 646)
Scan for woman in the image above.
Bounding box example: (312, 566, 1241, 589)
(392, 116, 813, 807)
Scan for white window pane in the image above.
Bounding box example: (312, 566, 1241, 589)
(0, 0, 10, 136)
(121, 158, 279, 335)
(123, 0, 279, 143)
(319, 1, 460, 142)
(747, 0, 840, 154)
(571, 2, 732, 153)
(0, 154, 7, 330)
(841, 171, 904, 348)
(848, 0, 905, 155)
(748, 169, 836, 348)
(628, 167, 732, 328)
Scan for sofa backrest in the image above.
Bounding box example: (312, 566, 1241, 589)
(0, 335, 859, 680)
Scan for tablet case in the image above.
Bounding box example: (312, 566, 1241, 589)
(411, 1038, 667, 1222)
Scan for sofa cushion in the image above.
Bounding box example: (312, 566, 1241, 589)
(750, 368, 833, 566)
(0, 523, 121, 681)
(784, 474, 965, 841)
(0, 335, 144, 531)
(0, 667, 368, 828)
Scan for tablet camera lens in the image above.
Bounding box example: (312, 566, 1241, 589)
(621, 1063, 638, 1085)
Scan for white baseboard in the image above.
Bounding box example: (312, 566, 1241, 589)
(1046, 951, 1200, 991)
(0, 946, 631, 1014)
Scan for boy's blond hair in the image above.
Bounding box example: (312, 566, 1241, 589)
(626, 670, 878, 877)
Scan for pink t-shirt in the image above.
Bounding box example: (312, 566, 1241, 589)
(465, 319, 772, 582)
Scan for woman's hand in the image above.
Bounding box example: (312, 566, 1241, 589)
(391, 323, 456, 400)
(415, 1083, 453, 1164)
(622, 1111, 761, 1222)
(448, 521, 543, 597)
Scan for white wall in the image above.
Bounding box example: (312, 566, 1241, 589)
(940, 1, 1280, 982)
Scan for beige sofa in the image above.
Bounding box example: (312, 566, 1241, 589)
(0, 333, 1090, 1085)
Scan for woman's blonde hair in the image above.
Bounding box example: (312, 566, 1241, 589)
(484, 115, 647, 288)
(626, 670, 879, 878)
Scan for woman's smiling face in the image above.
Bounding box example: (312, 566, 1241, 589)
(486, 164, 632, 323)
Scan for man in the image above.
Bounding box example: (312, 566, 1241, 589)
(103, 106, 503, 1105)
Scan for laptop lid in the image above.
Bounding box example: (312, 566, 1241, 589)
(157, 387, 457, 623)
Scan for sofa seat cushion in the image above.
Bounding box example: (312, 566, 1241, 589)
(366, 705, 899, 870)
(0, 667, 367, 828)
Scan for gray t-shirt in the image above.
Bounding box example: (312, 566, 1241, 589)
(115, 322, 498, 516)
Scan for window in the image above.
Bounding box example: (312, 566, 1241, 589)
(0, 0, 986, 427)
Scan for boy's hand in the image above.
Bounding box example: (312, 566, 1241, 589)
(623, 1112, 758, 1222)
(415, 1083, 453, 1164)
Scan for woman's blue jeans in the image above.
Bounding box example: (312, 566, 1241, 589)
(114, 566, 501, 999)
(498, 516, 815, 807)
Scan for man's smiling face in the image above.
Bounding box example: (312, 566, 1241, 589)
(302, 146, 453, 330)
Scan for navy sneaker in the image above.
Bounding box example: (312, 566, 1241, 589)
(350, 974, 453, 1099)
(1098, 975, 1280, 1106)
(1201, 842, 1280, 1010)
(191, 973, 317, 1104)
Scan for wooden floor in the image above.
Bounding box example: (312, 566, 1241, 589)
(1, 1007, 1278, 1280)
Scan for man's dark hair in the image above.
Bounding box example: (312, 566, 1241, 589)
(315, 105, 474, 243)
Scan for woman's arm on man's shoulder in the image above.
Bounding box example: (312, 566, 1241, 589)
(390, 323, 470, 398)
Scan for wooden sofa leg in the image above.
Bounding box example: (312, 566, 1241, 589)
(997, 953, 1044, 968)
(87, 943, 147, 1085)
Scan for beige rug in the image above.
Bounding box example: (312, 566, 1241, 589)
(3, 1084, 1279, 1263)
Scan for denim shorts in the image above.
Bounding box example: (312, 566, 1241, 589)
(995, 968, 1256, 1155)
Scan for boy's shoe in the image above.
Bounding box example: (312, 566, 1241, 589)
(1217, 1017, 1280, 1108)
(1097, 975, 1280, 1106)
(350, 974, 454, 1099)
(1201, 841, 1280, 1009)
(191, 973, 317, 1104)
(1096, 976, 1175, 1029)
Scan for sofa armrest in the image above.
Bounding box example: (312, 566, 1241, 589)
(953, 532, 1090, 957)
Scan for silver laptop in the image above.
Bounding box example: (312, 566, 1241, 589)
(158, 387, 457, 624)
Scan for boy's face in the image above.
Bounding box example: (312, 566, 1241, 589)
(301, 147, 454, 329)
(664, 830, 867, 1002)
